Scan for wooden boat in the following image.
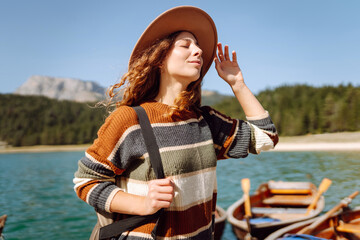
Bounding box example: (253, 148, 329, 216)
(265, 206, 360, 240)
(215, 205, 227, 240)
(227, 181, 325, 240)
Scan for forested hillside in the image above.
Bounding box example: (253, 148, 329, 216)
(0, 94, 106, 146)
(0, 92, 226, 147)
(1, 84, 359, 146)
(213, 84, 359, 136)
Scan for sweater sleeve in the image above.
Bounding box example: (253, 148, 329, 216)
(200, 106, 278, 159)
(73, 106, 139, 213)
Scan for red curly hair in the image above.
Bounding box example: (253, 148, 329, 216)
(105, 32, 203, 115)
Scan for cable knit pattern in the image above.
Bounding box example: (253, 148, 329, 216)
(73, 102, 278, 239)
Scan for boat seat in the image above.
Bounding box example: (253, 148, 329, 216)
(268, 181, 312, 195)
(263, 195, 313, 206)
(251, 207, 307, 221)
(336, 223, 360, 233)
(252, 207, 307, 214)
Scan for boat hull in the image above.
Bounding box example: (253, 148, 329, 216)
(215, 205, 227, 240)
(227, 181, 325, 240)
(265, 206, 360, 240)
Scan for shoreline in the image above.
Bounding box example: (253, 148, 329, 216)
(0, 144, 90, 154)
(271, 142, 360, 152)
(272, 131, 360, 152)
(1, 132, 359, 154)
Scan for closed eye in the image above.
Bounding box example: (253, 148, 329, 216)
(177, 39, 193, 48)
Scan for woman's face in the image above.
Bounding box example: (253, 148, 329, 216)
(162, 31, 203, 85)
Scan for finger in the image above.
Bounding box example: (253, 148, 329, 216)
(151, 178, 173, 186)
(232, 51, 237, 63)
(214, 57, 225, 77)
(156, 185, 174, 194)
(156, 199, 173, 208)
(148, 188, 173, 200)
(149, 184, 174, 194)
(224, 45, 230, 61)
(154, 193, 174, 202)
(149, 179, 175, 193)
(217, 43, 224, 61)
(214, 57, 220, 70)
(214, 57, 219, 66)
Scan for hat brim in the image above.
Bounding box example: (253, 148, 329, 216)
(129, 6, 218, 79)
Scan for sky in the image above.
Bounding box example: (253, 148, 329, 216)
(0, 0, 359, 95)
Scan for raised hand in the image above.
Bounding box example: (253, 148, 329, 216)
(214, 43, 266, 117)
(214, 43, 244, 88)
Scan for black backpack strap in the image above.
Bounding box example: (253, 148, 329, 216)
(99, 106, 164, 240)
(99, 211, 162, 240)
(133, 106, 165, 179)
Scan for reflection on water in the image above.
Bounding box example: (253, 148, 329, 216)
(0, 151, 359, 240)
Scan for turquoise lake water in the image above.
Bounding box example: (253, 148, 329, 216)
(0, 151, 359, 240)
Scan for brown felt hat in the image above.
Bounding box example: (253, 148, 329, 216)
(129, 6, 218, 78)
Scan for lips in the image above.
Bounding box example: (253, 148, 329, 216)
(188, 60, 202, 66)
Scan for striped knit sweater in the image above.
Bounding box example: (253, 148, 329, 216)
(73, 101, 278, 239)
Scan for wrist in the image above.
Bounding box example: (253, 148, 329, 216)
(138, 195, 151, 216)
(110, 191, 149, 215)
(231, 81, 247, 93)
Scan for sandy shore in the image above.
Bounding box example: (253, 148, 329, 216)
(273, 142, 360, 152)
(0, 132, 359, 153)
(273, 131, 360, 152)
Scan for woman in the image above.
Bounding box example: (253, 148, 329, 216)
(74, 6, 278, 240)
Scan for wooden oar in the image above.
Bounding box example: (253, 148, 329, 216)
(337, 223, 360, 234)
(242, 178, 252, 218)
(306, 178, 332, 215)
(297, 191, 359, 235)
(241, 178, 253, 240)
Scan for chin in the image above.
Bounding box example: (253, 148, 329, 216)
(175, 72, 201, 84)
(188, 72, 201, 81)
(188, 75, 200, 82)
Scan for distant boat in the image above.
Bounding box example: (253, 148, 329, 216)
(265, 206, 360, 240)
(227, 181, 325, 240)
(215, 205, 227, 240)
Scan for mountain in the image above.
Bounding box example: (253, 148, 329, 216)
(14, 75, 228, 104)
(15, 75, 106, 102)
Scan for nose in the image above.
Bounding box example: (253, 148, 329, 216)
(193, 45, 203, 57)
